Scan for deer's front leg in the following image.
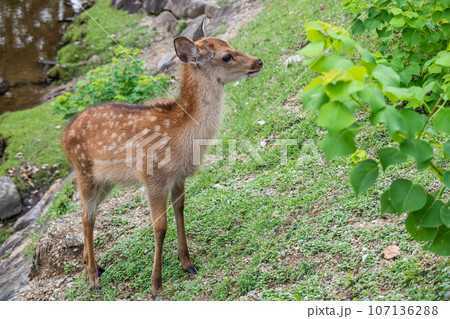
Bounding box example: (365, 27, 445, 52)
(148, 188, 168, 297)
(171, 180, 197, 274)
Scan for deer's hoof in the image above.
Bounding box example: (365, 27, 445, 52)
(184, 265, 198, 275)
(97, 266, 105, 277)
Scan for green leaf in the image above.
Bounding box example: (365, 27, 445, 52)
(435, 51, 450, 67)
(357, 85, 387, 115)
(310, 56, 354, 73)
(444, 171, 450, 189)
(319, 128, 356, 160)
(434, 108, 450, 134)
(302, 83, 329, 111)
(373, 64, 400, 87)
(416, 195, 445, 228)
(355, 44, 376, 63)
(402, 28, 422, 48)
(350, 159, 379, 195)
(389, 179, 427, 214)
(380, 190, 394, 215)
(317, 101, 355, 133)
(432, 10, 444, 23)
(399, 109, 424, 138)
(390, 15, 405, 27)
(441, 206, 450, 228)
(426, 227, 450, 256)
(444, 140, 450, 157)
(299, 40, 325, 56)
(378, 148, 407, 170)
(399, 69, 412, 85)
(400, 138, 434, 170)
(364, 18, 381, 31)
(405, 212, 439, 242)
(351, 19, 366, 35)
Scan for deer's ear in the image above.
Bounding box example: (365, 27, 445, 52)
(174, 37, 198, 64)
(192, 20, 205, 42)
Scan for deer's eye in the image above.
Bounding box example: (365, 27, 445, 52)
(222, 54, 232, 62)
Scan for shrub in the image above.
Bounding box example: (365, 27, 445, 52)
(53, 48, 170, 119)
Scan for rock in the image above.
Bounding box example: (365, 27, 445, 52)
(0, 177, 22, 219)
(13, 178, 64, 232)
(168, 0, 190, 18)
(283, 54, 305, 66)
(142, 0, 167, 15)
(155, 51, 177, 74)
(110, 0, 125, 9)
(122, 0, 142, 14)
(362, 254, 369, 264)
(65, 233, 84, 248)
(154, 11, 178, 34)
(0, 78, 10, 95)
(0, 227, 32, 300)
(13, 202, 44, 233)
(212, 4, 234, 25)
(186, 1, 206, 18)
(205, 3, 219, 18)
(180, 15, 206, 38)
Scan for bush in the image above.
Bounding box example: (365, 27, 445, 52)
(299, 18, 449, 255)
(53, 48, 170, 119)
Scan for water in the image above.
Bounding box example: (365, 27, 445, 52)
(0, 0, 78, 114)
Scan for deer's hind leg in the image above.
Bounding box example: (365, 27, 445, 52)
(77, 173, 112, 288)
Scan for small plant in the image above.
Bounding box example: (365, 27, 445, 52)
(53, 48, 170, 120)
(64, 262, 75, 274)
(0, 226, 12, 247)
(37, 180, 77, 225)
(177, 21, 188, 34)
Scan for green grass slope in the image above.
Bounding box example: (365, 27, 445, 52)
(65, 0, 449, 301)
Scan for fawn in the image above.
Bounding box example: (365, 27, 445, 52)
(62, 22, 263, 297)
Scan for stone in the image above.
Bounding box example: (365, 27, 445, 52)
(0, 78, 10, 95)
(186, 1, 206, 18)
(180, 14, 206, 38)
(0, 227, 32, 300)
(205, 3, 219, 18)
(0, 177, 22, 219)
(212, 4, 234, 25)
(13, 178, 64, 232)
(142, 0, 167, 15)
(122, 0, 142, 14)
(110, 0, 125, 9)
(12, 202, 44, 233)
(168, 0, 190, 18)
(154, 11, 178, 34)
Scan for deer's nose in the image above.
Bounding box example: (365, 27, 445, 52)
(257, 59, 263, 67)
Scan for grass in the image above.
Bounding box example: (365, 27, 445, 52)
(48, 0, 155, 82)
(0, 103, 70, 197)
(0, 226, 12, 247)
(63, 0, 449, 301)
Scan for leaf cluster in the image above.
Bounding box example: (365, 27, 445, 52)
(300, 15, 450, 255)
(53, 48, 170, 119)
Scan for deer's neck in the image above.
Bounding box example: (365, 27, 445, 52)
(177, 64, 225, 139)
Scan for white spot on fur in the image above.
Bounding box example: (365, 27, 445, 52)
(150, 116, 156, 122)
(163, 120, 170, 127)
(155, 125, 160, 131)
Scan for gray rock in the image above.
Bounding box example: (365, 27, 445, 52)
(0, 78, 10, 95)
(12, 201, 44, 233)
(0, 227, 31, 300)
(0, 176, 22, 219)
(180, 14, 206, 38)
(142, 0, 167, 15)
(13, 178, 64, 233)
(168, 0, 190, 18)
(186, 1, 205, 18)
(212, 4, 233, 25)
(122, 0, 142, 14)
(110, 0, 125, 9)
(205, 3, 219, 18)
(154, 11, 178, 34)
